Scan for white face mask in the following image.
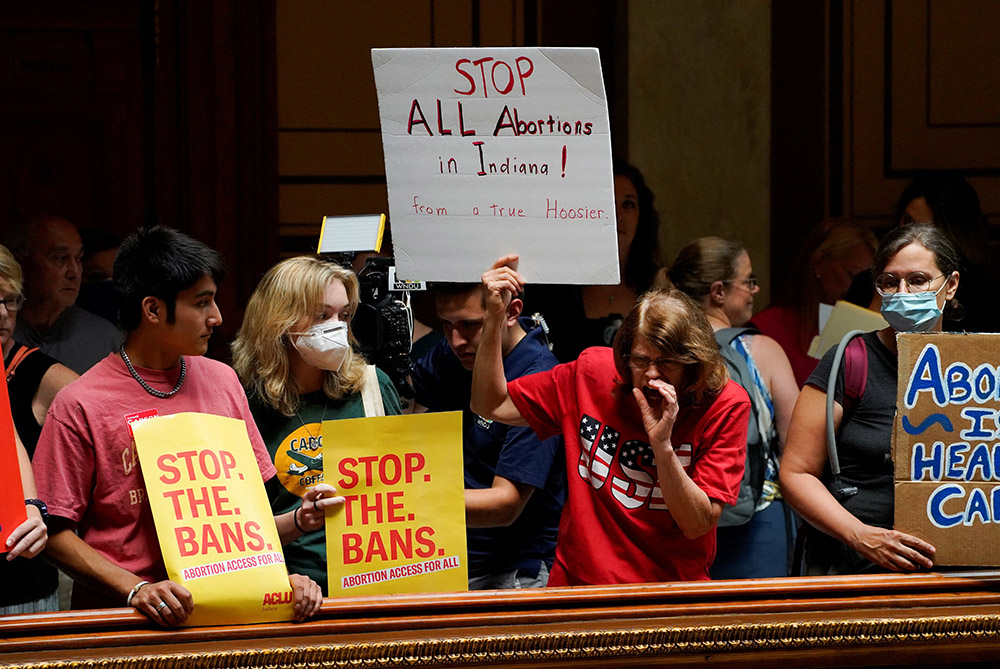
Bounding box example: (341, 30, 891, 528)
(290, 321, 349, 371)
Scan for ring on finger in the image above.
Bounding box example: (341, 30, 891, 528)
(156, 601, 169, 612)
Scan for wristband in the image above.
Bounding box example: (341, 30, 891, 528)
(293, 506, 306, 534)
(25, 498, 49, 522)
(126, 581, 149, 607)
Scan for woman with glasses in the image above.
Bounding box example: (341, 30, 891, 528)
(781, 223, 959, 574)
(666, 237, 799, 579)
(471, 256, 750, 585)
(0, 244, 77, 613)
(232, 256, 401, 596)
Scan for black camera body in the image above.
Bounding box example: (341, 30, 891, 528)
(349, 256, 415, 399)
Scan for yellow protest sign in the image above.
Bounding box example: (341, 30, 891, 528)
(325, 412, 467, 596)
(134, 412, 295, 626)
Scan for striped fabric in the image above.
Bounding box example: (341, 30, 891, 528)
(730, 334, 781, 508)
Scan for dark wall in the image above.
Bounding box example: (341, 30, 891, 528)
(0, 0, 279, 359)
(770, 0, 832, 289)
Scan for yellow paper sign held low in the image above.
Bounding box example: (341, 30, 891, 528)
(134, 412, 295, 626)
(325, 412, 467, 596)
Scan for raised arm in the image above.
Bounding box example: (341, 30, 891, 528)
(779, 385, 934, 571)
(470, 255, 528, 426)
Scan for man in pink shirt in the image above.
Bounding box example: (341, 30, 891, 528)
(34, 227, 339, 625)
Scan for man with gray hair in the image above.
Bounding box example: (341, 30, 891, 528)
(8, 215, 121, 374)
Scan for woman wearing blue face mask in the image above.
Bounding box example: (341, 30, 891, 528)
(780, 223, 960, 575)
(232, 256, 402, 595)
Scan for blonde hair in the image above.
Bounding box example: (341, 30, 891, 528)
(612, 289, 729, 406)
(232, 256, 367, 416)
(0, 245, 23, 294)
(776, 218, 879, 352)
(813, 219, 879, 267)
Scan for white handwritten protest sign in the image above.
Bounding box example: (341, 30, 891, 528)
(372, 47, 617, 284)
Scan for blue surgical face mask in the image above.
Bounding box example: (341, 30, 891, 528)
(879, 276, 950, 333)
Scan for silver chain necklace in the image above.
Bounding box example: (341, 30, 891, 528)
(294, 397, 328, 438)
(120, 344, 186, 398)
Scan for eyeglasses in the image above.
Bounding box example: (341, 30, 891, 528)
(874, 272, 948, 296)
(0, 295, 25, 312)
(722, 275, 758, 290)
(623, 354, 677, 373)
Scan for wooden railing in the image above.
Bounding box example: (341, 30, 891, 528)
(4, 571, 1000, 667)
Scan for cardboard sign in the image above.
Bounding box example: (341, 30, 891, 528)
(0, 356, 26, 551)
(372, 47, 617, 284)
(325, 412, 467, 596)
(894, 333, 1000, 566)
(134, 412, 296, 626)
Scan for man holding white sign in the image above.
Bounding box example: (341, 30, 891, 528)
(411, 282, 564, 589)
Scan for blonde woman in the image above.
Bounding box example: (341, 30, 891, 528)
(233, 256, 401, 595)
(749, 220, 878, 386)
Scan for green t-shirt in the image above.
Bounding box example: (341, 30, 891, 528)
(249, 368, 402, 593)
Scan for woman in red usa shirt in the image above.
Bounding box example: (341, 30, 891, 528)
(471, 256, 750, 586)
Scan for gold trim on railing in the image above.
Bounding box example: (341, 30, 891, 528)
(6, 614, 1000, 668)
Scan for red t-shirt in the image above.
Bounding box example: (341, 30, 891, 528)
(508, 347, 748, 586)
(34, 354, 276, 609)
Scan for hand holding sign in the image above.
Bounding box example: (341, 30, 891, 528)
(130, 579, 194, 627)
(848, 525, 935, 572)
(296, 483, 346, 533)
(4, 503, 46, 560)
(481, 254, 524, 318)
(288, 573, 322, 622)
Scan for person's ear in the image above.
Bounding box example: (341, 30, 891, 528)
(505, 297, 523, 326)
(141, 296, 163, 325)
(944, 271, 960, 302)
(709, 281, 727, 306)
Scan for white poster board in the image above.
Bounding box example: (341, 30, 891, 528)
(372, 47, 618, 284)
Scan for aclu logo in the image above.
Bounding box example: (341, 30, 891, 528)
(262, 591, 292, 606)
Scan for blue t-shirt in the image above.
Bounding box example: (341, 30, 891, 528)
(411, 319, 565, 578)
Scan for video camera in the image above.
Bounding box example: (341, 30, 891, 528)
(351, 256, 415, 399)
(318, 215, 419, 400)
